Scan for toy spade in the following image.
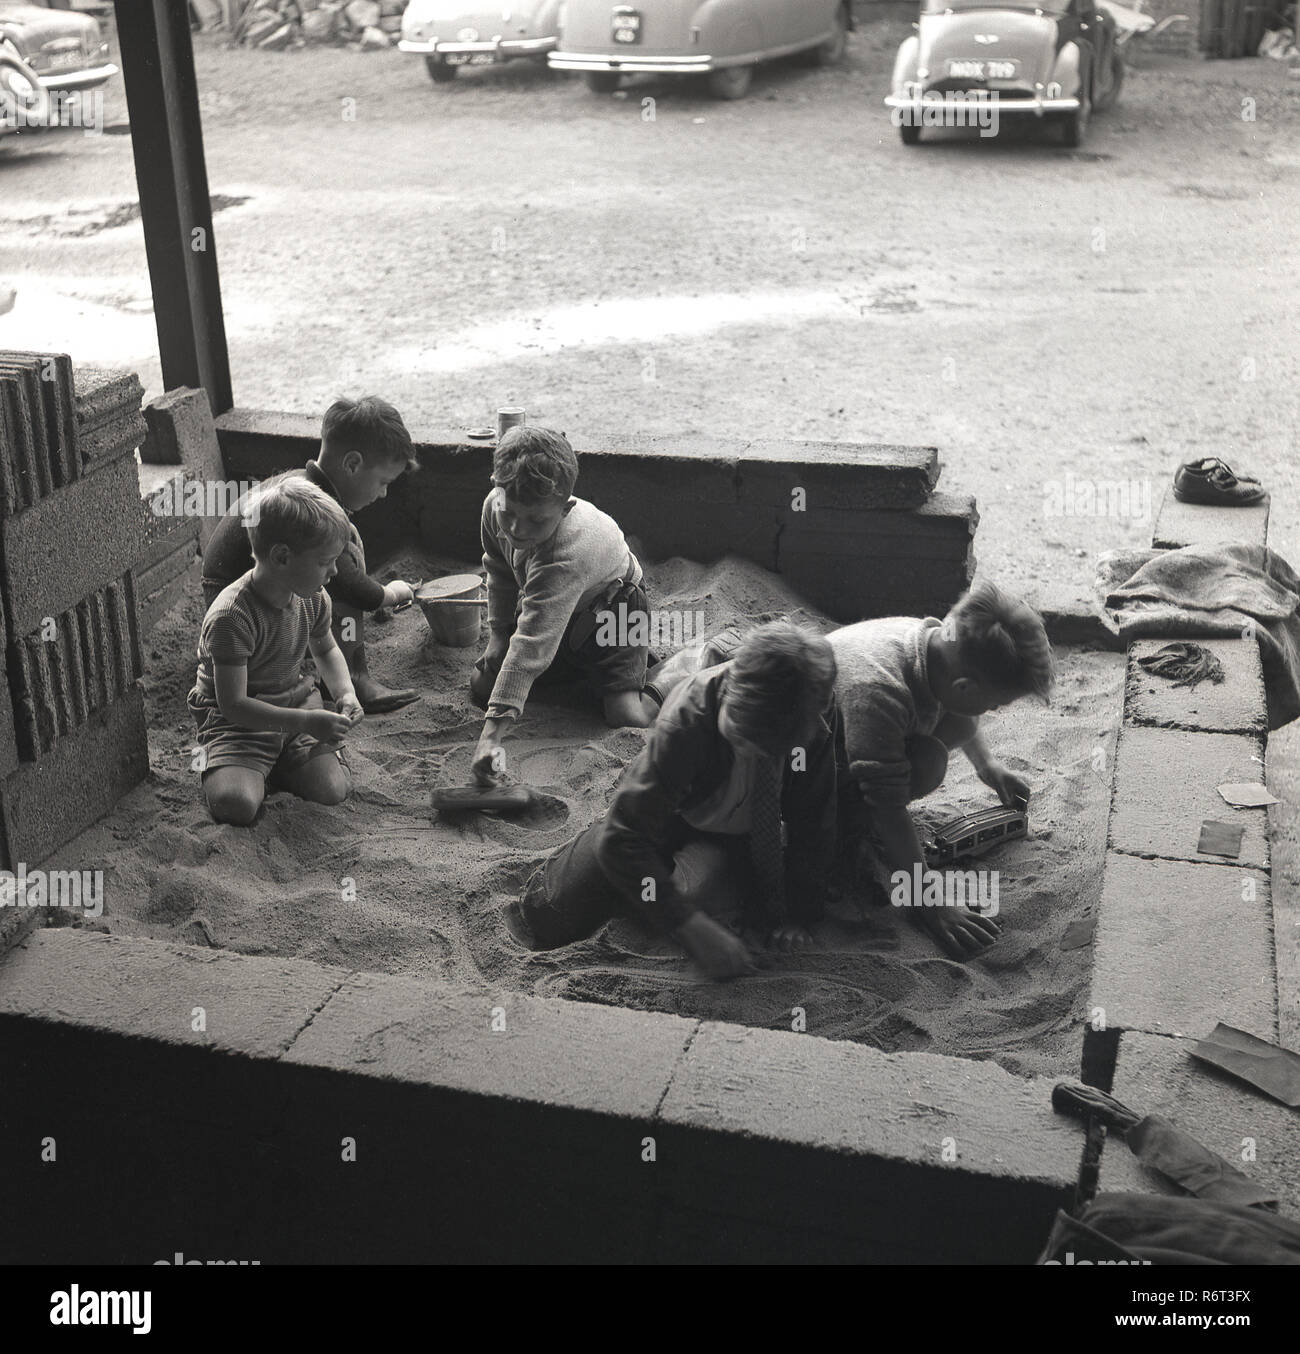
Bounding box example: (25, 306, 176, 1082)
(430, 783, 537, 815)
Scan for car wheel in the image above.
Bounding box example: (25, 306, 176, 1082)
(814, 2, 851, 66)
(1061, 88, 1090, 147)
(707, 65, 753, 100)
(585, 71, 622, 93)
(1098, 47, 1124, 109)
(0, 57, 51, 129)
(899, 120, 921, 146)
(425, 56, 458, 83)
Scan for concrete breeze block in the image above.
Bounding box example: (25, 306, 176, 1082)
(1152, 486, 1269, 551)
(1089, 852, 1275, 1040)
(0, 350, 78, 485)
(0, 686, 148, 870)
(0, 929, 350, 1060)
(1109, 725, 1269, 870)
(1125, 637, 1266, 736)
(10, 574, 143, 761)
(1, 452, 147, 636)
(284, 969, 696, 1121)
(141, 390, 228, 552)
(660, 1021, 1079, 1185)
(1099, 1030, 1300, 1219)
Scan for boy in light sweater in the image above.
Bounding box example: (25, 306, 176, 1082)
(830, 580, 1054, 960)
(471, 426, 661, 785)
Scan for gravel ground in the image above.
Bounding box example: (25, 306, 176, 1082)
(1, 6, 1298, 610)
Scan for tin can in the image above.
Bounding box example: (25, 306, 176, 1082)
(496, 407, 526, 440)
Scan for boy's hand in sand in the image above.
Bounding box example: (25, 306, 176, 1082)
(472, 737, 507, 786)
(916, 906, 1001, 960)
(675, 912, 756, 980)
(302, 708, 353, 744)
(769, 923, 814, 954)
(978, 761, 1031, 810)
(383, 580, 415, 609)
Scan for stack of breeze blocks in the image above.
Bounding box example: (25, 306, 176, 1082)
(0, 351, 150, 897)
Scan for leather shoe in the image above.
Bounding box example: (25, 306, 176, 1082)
(1173, 457, 1265, 506)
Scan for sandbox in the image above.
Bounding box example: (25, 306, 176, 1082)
(2, 401, 1132, 1262)
(83, 550, 1123, 1080)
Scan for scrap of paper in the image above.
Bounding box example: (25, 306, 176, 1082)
(1197, 820, 1244, 858)
(1217, 782, 1280, 808)
(1191, 1023, 1300, 1107)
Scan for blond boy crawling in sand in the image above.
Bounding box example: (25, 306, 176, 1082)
(471, 426, 662, 785)
(829, 580, 1054, 961)
(188, 475, 363, 826)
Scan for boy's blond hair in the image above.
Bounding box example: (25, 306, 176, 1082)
(244, 473, 350, 561)
(946, 580, 1054, 704)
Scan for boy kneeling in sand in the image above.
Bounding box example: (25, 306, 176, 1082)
(203, 395, 421, 714)
(505, 622, 841, 980)
(472, 425, 662, 784)
(829, 580, 1054, 960)
(188, 475, 364, 825)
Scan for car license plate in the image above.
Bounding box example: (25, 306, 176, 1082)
(612, 9, 641, 44)
(946, 58, 1018, 80)
(46, 49, 86, 71)
(445, 52, 495, 66)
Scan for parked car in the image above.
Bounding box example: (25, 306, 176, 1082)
(0, 44, 42, 135)
(885, 0, 1123, 147)
(398, 0, 563, 83)
(2, 1, 116, 139)
(551, 0, 852, 100)
(0, 0, 116, 99)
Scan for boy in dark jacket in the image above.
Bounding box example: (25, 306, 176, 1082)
(507, 621, 841, 980)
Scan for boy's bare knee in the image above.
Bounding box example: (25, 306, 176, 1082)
(207, 781, 263, 826)
(303, 759, 351, 806)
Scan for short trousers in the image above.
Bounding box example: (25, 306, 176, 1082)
(472, 579, 655, 710)
(188, 680, 341, 783)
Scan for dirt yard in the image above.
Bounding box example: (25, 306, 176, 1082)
(1, 7, 1298, 613)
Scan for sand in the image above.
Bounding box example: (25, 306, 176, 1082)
(62, 554, 1123, 1078)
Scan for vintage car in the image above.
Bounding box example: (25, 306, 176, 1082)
(398, 0, 563, 82)
(0, 1, 115, 93)
(885, 0, 1123, 146)
(550, 0, 852, 99)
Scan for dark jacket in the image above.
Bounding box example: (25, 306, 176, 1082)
(201, 461, 386, 613)
(594, 665, 841, 929)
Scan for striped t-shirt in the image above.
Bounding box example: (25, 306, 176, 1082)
(192, 570, 332, 706)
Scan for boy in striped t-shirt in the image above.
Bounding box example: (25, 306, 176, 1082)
(188, 475, 364, 825)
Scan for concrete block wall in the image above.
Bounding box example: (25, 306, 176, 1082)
(214, 410, 977, 626)
(0, 930, 1085, 1264)
(1084, 487, 1299, 1216)
(0, 353, 151, 877)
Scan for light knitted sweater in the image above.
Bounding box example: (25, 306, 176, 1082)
(481, 489, 641, 718)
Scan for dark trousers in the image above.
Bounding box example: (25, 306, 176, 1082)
(512, 817, 748, 950)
